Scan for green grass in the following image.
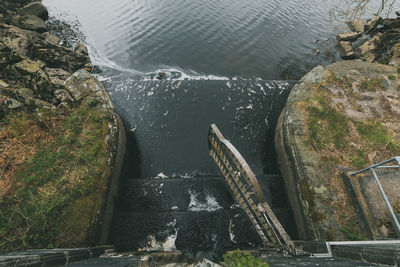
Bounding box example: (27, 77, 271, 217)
(224, 249, 268, 267)
(388, 75, 396, 81)
(0, 103, 110, 251)
(359, 78, 384, 92)
(339, 220, 365, 241)
(357, 121, 399, 151)
(350, 150, 367, 168)
(306, 93, 349, 150)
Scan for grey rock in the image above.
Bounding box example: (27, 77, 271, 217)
(337, 31, 361, 41)
(20, 1, 49, 21)
(45, 67, 71, 88)
(16, 14, 47, 33)
(32, 42, 89, 73)
(5, 97, 22, 109)
(338, 41, 356, 59)
(14, 59, 45, 75)
(381, 18, 400, 30)
(0, 79, 8, 88)
(365, 16, 382, 33)
(396, 11, 400, 17)
(350, 19, 365, 33)
(356, 33, 382, 61)
(0, 23, 41, 55)
(34, 98, 54, 108)
(64, 69, 113, 109)
(74, 41, 88, 56)
(42, 32, 60, 46)
(16, 88, 34, 104)
(54, 89, 74, 103)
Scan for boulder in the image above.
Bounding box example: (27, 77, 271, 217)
(356, 33, 382, 60)
(381, 18, 400, 30)
(275, 60, 400, 241)
(0, 23, 41, 55)
(32, 42, 90, 73)
(20, 1, 48, 21)
(64, 69, 113, 109)
(41, 32, 60, 45)
(15, 14, 46, 33)
(74, 41, 88, 56)
(45, 67, 71, 88)
(14, 87, 34, 104)
(14, 59, 44, 76)
(365, 16, 382, 33)
(0, 79, 8, 88)
(338, 41, 355, 59)
(337, 31, 361, 42)
(350, 19, 365, 33)
(54, 89, 74, 103)
(13, 59, 52, 98)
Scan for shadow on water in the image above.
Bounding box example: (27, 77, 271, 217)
(120, 119, 142, 179)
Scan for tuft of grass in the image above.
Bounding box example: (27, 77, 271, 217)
(350, 150, 367, 168)
(359, 78, 385, 92)
(224, 249, 268, 267)
(339, 220, 365, 241)
(388, 75, 396, 81)
(357, 121, 399, 151)
(306, 93, 349, 150)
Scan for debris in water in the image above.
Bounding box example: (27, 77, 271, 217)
(163, 110, 169, 116)
(130, 125, 137, 132)
(246, 104, 253, 109)
(171, 206, 179, 211)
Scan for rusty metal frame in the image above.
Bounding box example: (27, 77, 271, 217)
(208, 123, 297, 255)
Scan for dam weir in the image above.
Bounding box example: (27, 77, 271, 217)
(106, 78, 297, 252)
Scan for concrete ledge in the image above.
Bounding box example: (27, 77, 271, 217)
(296, 240, 400, 266)
(0, 246, 113, 267)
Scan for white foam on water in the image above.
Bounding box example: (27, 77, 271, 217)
(229, 220, 236, 244)
(139, 219, 177, 252)
(188, 191, 222, 212)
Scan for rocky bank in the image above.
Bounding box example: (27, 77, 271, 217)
(0, 0, 125, 250)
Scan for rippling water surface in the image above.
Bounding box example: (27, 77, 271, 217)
(42, 0, 400, 176)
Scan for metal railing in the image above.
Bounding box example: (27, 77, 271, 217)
(208, 123, 298, 255)
(350, 156, 400, 237)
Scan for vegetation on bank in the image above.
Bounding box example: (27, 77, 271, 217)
(301, 71, 400, 240)
(0, 101, 112, 251)
(224, 249, 269, 267)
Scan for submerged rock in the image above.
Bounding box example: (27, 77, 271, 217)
(338, 41, 355, 59)
(337, 31, 361, 42)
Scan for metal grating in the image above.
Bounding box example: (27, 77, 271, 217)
(208, 123, 298, 255)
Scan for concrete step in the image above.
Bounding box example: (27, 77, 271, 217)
(115, 177, 234, 212)
(110, 210, 262, 252)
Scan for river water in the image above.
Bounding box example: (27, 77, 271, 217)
(43, 0, 399, 251)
